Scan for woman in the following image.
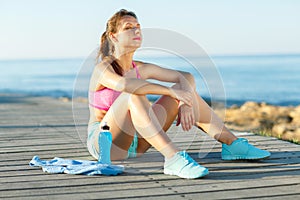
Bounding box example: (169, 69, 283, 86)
(87, 9, 270, 179)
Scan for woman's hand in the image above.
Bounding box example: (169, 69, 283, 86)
(170, 88, 193, 107)
(176, 103, 195, 131)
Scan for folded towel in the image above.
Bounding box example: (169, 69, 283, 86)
(29, 156, 124, 176)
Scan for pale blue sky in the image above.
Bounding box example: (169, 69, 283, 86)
(0, 0, 299, 59)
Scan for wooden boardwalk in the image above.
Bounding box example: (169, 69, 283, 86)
(0, 95, 299, 200)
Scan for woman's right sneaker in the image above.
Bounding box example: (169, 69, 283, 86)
(164, 151, 209, 179)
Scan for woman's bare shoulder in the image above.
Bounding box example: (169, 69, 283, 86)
(133, 60, 158, 69)
(133, 60, 162, 79)
(133, 60, 150, 72)
(90, 57, 115, 91)
(133, 60, 145, 66)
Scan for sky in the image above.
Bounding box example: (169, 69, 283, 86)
(0, 0, 300, 60)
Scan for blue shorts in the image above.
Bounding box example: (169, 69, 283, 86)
(87, 122, 138, 160)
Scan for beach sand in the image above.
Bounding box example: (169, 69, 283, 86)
(0, 94, 300, 199)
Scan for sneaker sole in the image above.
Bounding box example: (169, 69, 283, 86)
(222, 154, 270, 160)
(164, 168, 209, 179)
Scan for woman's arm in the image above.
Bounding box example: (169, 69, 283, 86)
(91, 60, 193, 106)
(138, 62, 195, 93)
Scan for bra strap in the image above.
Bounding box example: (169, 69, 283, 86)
(132, 61, 141, 79)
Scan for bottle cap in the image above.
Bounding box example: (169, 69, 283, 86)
(101, 122, 110, 130)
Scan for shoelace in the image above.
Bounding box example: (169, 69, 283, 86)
(180, 151, 197, 166)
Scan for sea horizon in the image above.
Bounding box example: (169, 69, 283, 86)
(1, 53, 300, 107)
(1, 52, 300, 62)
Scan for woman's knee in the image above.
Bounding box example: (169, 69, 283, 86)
(171, 72, 196, 90)
(182, 72, 196, 89)
(128, 94, 149, 107)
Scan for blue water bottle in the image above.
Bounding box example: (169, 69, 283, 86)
(98, 122, 112, 164)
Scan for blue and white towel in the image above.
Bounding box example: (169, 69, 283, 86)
(29, 156, 124, 176)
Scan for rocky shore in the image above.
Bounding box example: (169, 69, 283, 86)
(215, 102, 300, 143)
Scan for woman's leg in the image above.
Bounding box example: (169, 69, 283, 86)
(193, 94, 238, 145)
(192, 94, 270, 160)
(130, 91, 209, 179)
(100, 93, 179, 160)
(135, 94, 179, 155)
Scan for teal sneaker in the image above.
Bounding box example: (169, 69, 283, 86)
(222, 138, 271, 160)
(164, 151, 209, 179)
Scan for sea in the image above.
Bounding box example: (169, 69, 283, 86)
(1, 54, 300, 107)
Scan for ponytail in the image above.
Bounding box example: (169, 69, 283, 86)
(96, 31, 111, 63)
(96, 31, 122, 75)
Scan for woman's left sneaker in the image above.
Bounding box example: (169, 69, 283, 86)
(222, 138, 271, 160)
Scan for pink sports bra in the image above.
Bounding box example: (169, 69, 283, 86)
(89, 62, 141, 111)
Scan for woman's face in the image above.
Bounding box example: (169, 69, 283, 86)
(112, 16, 142, 50)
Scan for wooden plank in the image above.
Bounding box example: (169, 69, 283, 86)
(183, 184, 300, 200)
(0, 179, 178, 199)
